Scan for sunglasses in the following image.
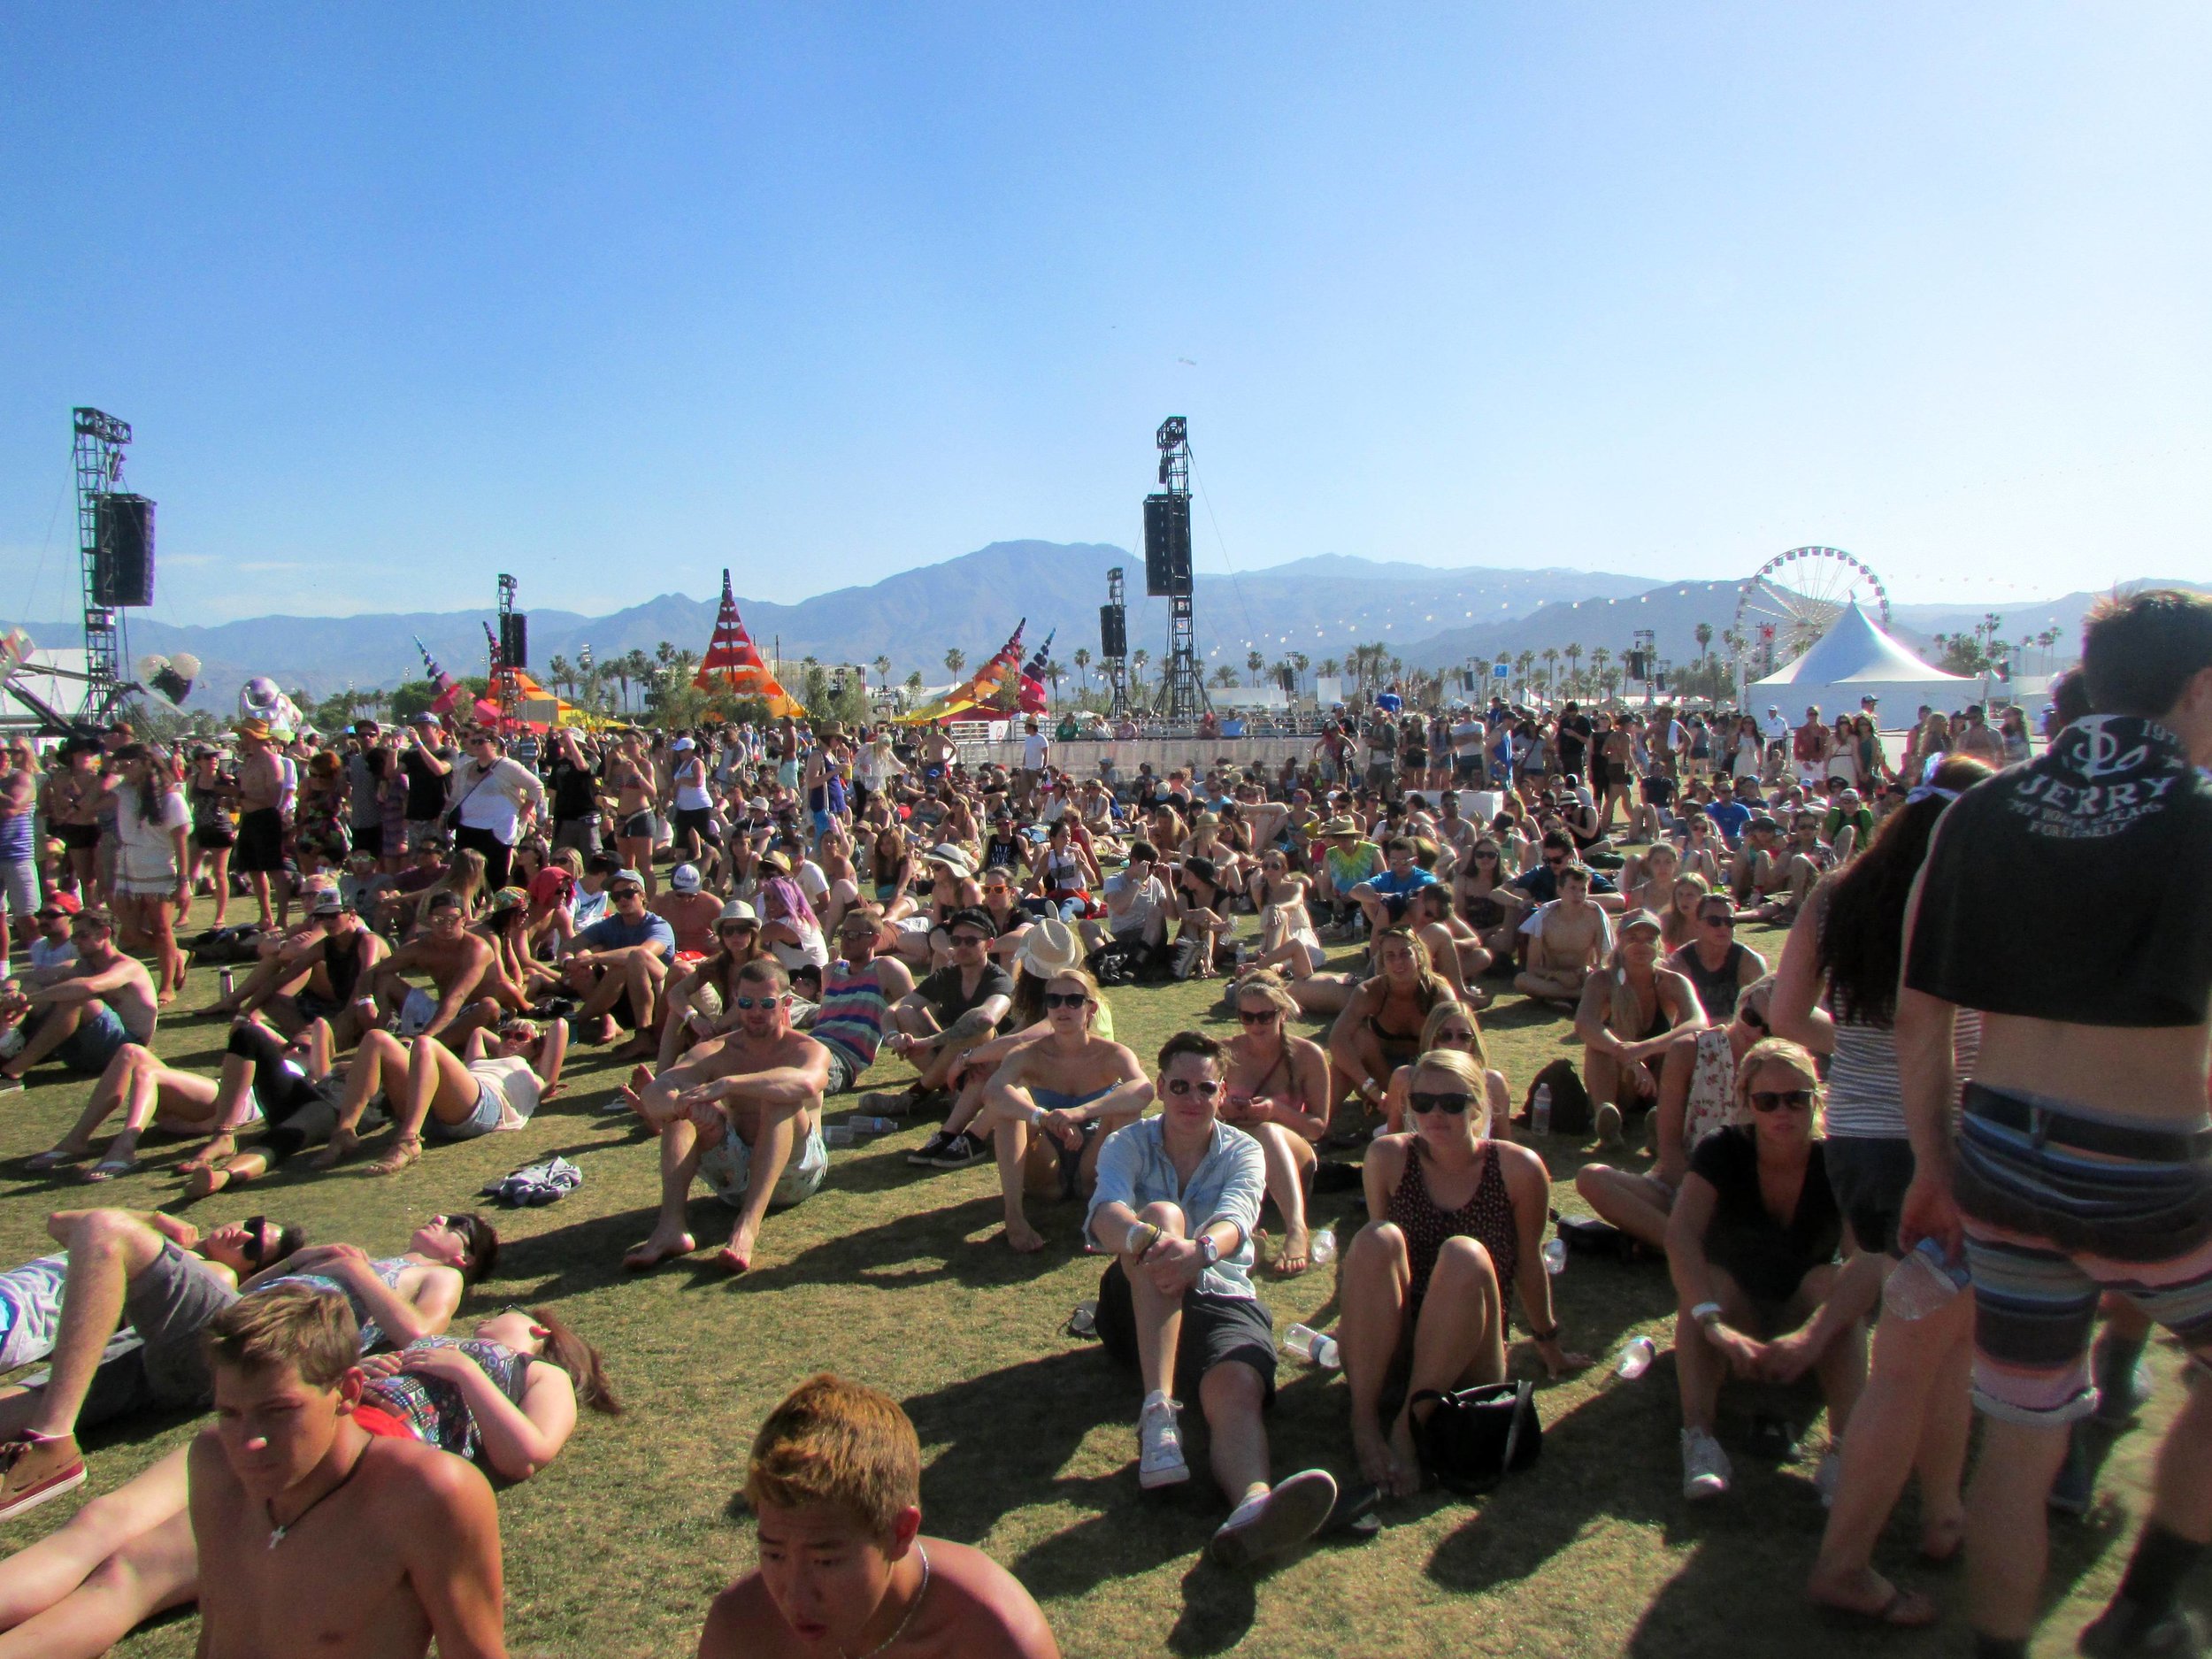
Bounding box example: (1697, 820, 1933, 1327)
(242, 1215, 270, 1268)
(950, 933, 988, 947)
(1751, 1088, 1813, 1113)
(1476, 850, 1499, 860)
(733, 995, 784, 1010)
(1165, 1078, 1223, 1098)
(1544, 855, 1566, 867)
(1741, 1005, 1768, 1031)
(1409, 1090, 1472, 1116)
(1237, 1008, 1280, 1025)
(1700, 913, 1734, 928)
(1042, 991, 1089, 1010)
(611, 887, 643, 899)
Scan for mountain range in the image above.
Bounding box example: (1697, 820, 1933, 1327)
(12, 541, 2197, 710)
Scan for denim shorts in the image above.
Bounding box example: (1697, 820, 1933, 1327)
(1823, 1135, 1916, 1257)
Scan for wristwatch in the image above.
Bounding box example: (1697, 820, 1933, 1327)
(1691, 1301, 1723, 1326)
(1196, 1233, 1221, 1267)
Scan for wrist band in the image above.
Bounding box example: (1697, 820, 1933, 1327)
(1691, 1301, 1723, 1325)
(1529, 1322, 1561, 1343)
(1025, 1103, 1047, 1126)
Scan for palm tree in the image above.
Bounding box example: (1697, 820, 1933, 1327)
(1541, 647, 1560, 687)
(1044, 660, 1065, 707)
(1131, 648, 1149, 687)
(655, 641, 675, 672)
(1210, 664, 1237, 689)
(1515, 650, 1536, 696)
(608, 657, 633, 714)
(623, 650, 653, 715)
(1072, 647, 1091, 696)
(546, 655, 572, 699)
(1245, 649, 1264, 686)
(1317, 656, 1341, 685)
(903, 670, 923, 697)
(1694, 622, 1714, 667)
(1589, 647, 1613, 696)
(1563, 643, 1583, 689)
(1289, 651, 1309, 694)
(944, 648, 966, 681)
(872, 654, 891, 691)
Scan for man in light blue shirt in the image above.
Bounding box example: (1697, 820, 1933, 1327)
(1086, 1031, 1338, 1568)
(559, 869, 675, 1053)
(1348, 837, 1440, 935)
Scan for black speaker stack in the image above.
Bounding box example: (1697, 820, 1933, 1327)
(93, 494, 156, 607)
(1142, 494, 1191, 596)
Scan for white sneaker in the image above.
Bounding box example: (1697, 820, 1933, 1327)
(1681, 1427, 1731, 1501)
(1138, 1394, 1189, 1489)
(1210, 1469, 1338, 1566)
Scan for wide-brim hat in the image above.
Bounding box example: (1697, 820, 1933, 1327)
(1318, 816, 1359, 837)
(1018, 918, 1085, 980)
(926, 844, 974, 878)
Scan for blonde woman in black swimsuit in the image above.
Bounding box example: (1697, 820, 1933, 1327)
(1337, 1049, 1586, 1497)
(1221, 972, 1330, 1274)
(1325, 927, 1457, 1122)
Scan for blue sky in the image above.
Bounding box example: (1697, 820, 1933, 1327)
(3, 4, 2207, 626)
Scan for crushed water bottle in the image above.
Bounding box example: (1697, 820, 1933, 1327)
(1615, 1335, 1657, 1379)
(1309, 1227, 1338, 1267)
(1543, 1238, 1567, 1276)
(1283, 1323, 1341, 1369)
(1532, 1083, 1552, 1136)
(1884, 1238, 1970, 1321)
(824, 1125, 858, 1148)
(846, 1115, 900, 1134)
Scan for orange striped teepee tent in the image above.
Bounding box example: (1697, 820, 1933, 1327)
(694, 570, 805, 716)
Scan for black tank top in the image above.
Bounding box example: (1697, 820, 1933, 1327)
(1676, 941, 1747, 1022)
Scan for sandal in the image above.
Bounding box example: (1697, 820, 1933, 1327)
(1809, 1586, 1939, 1630)
(22, 1148, 83, 1173)
(81, 1155, 137, 1183)
(366, 1135, 422, 1177)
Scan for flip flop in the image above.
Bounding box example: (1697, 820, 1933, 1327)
(22, 1148, 81, 1172)
(1809, 1586, 1940, 1630)
(81, 1156, 136, 1184)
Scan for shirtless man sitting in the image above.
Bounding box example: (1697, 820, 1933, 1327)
(623, 958, 832, 1276)
(0, 1208, 303, 1518)
(977, 968, 1153, 1254)
(0, 907, 157, 1093)
(1512, 864, 1610, 1005)
(364, 891, 497, 1044)
(701, 1371, 1059, 1659)
(190, 1287, 507, 1659)
(206, 890, 387, 1044)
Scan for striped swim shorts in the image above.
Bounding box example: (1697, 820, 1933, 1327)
(1954, 1083, 2212, 1425)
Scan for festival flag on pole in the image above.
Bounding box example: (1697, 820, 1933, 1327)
(415, 635, 468, 718)
(900, 621, 1026, 724)
(693, 571, 805, 717)
(1018, 628, 1055, 715)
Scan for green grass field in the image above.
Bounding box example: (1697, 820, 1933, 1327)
(0, 912, 2175, 1657)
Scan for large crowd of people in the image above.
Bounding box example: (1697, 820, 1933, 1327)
(0, 588, 2201, 1655)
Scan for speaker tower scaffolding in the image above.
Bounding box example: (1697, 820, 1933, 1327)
(1143, 416, 1207, 721)
(72, 409, 133, 722)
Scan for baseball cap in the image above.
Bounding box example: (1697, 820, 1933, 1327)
(39, 891, 81, 917)
(309, 891, 346, 917)
(672, 736, 695, 751)
(611, 869, 647, 890)
(670, 863, 703, 893)
(1617, 908, 1663, 939)
(424, 890, 464, 913)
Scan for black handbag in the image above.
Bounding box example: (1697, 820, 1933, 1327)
(1410, 1379, 1542, 1494)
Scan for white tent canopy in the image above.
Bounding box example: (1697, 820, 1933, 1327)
(1750, 600, 1981, 718)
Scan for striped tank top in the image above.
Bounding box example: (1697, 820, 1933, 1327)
(1825, 1010, 1982, 1140)
(810, 959, 890, 1071)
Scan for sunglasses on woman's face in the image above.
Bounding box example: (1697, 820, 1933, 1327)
(1238, 1007, 1279, 1025)
(1041, 991, 1088, 1009)
(1409, 1090, 1472, 1116)
(1751, 1088, 1812, 1112)
(242, 1215, 269, 1268)
(1165, 1077, 1223, 1098)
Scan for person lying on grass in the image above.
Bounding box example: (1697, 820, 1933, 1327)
(1338, 1048, 1585, 1499)
(701, 1371, 1061, 1659)
(1084, 1030, 1340, 1568)
(623, 956, 831, 1277)
(0, 1208, 489, 1528)
(311, 1017, 567, 1176)
(974, 967, 1150, 1255)
(0, 1294, 616, 1659)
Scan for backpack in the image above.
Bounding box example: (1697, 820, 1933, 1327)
(189, 925, 265, 964)
(1521, 1058, 1593, 1137)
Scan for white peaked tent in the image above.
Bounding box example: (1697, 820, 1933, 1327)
(1751, 599, 1979, 718)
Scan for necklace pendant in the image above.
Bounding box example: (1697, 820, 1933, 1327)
(267, 1525, 287, 1549)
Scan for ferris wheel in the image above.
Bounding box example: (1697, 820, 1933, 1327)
(1732, 546, 1890, 671)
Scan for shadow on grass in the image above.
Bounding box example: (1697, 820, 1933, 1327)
(900, 1346, 1265, 1655)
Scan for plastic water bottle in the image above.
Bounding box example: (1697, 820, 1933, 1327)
(1532, 1083, 1552, 1135)
(1883, 1238, 1970, 1321)
(1615, 1335, 1657, 1379)
(1543, 1238, 1567, 1276)
(1309, 1227, 1338, 1267)
(824, 1125, 858, 1148)
(1283, 1324, 1341, 1370)
(846, 1115, 899, 1134)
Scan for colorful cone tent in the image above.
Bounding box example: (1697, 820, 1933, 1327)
(900, 621, 1026, 724)
(1018, 628, 1054, 715)
(693, 571, 805, 717)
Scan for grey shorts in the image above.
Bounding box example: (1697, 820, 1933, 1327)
(819, 1045, 859, 1096)
(428, 1079, 505, 1141)
(699, 1123, 827, 1211)
(77, 1241, 239, 1428)
(0, 859, 39, 920)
